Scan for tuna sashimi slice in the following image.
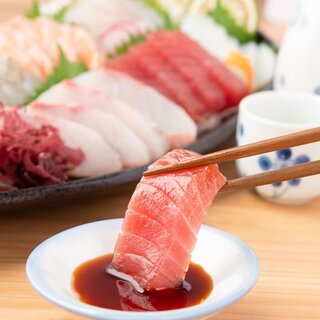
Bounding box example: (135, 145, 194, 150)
(114, 233, 185, 287)
(74, 69, 197, 149)
(28, 102, 150, 168)
(108, 43, 209, 118)
(128, 183, 197, 253)
(170, 32, 249, 108)
(147, 32, 226, 115)
(122, 210, 190, 272)
(111, 149, 226, 291)
(36, 80, 167, 160)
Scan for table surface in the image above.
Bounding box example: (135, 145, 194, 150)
(1, 1, 320, 320)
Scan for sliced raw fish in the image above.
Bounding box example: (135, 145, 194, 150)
(147, 31, 226, 114)
(100, 19, 150, 56)
(75, 69, 197, 148)
(110, 43, 209, 118)
(36, 80, 167, 160)
(61, 0, 163, 37)
(20, 109, 122, 177)
(122, 210, 190, 270)
(0, 106, 83, 190)
(111, 149, 226, 291)
(171, 32, 249, 107)
(28, 102, 150, 168)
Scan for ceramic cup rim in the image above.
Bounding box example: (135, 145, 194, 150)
(26, 219, 260, 320)
(239, 91, 320, 129)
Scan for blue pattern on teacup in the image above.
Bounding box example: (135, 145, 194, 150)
(239, 123, 244, 137)
(258, 149, 310, 198)
(278, 75, 286, 88)
(314, 86, 320, 95)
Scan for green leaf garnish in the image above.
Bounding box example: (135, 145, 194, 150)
(24, 49, 88, 104)
(140, 0, 177, 30)
(49, 5, 69, 23)
(25, 1, 41, 19)
(107, 33, 148, 59)
(25, 0, 69, 22)
(207, 0, 256, 44)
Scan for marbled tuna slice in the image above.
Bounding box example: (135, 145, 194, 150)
(111, 149, 226, 291)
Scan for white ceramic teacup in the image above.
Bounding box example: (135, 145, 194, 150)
(236, 91, 320, 205)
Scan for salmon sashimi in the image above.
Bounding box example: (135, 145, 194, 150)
(75, 69, 197, 149)
(36, 80, 168, 160)
(28, 102, 151, 168)
(0, 16, 104, 106)
(110, 149, 226, 291)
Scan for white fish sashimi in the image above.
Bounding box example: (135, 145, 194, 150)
(37, 80, 169, 160)
(62, 0, 163, 37)
(75, 69, 197, 149)
(181, 13, 240, 60)
(28, 102, 151, 168)
(19, 109, 122, 178)
(100, 19, 151, 56)
(254, 43, 276, 90)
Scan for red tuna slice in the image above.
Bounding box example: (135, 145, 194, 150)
(145, 175, 206, 233)
(108, 53, 165, 93)
(122, 210, 190, 272)
(158, 31, 249, 108)
(148, 33, 226, 114)
(112, 253, 174, 290)
(129, 44, 209, 118)
(128, 183, 197, 253)
(111, 149, 226, 291)
(114, 233, 184, 288)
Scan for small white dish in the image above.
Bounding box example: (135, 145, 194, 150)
(26, 219, 259, 320)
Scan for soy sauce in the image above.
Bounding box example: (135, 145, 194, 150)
(72, 254, 213, 311)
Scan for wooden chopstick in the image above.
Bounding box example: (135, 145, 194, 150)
(220, 160, 320, 193)
(144, 127, 320, 177)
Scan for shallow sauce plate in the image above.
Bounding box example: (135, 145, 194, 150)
(26, 219, 260, 320)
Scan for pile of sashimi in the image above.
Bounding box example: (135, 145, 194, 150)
(0, 0, 276, 191)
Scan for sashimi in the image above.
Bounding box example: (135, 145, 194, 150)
(36, 80, 168, 160)
(147, 32, 226, 114)
(60, 0, 163, 37)
(168, 32, 249, 107)
(0, 106, 83, 190)
(109, 43, 210, 118)
(110, 149, 226, 291)
(0, 16, 104, 106)
(20, 109, 122, 177)
(75, 69, 197, 148)
(28, 102, 150, 168)
(107, 30, 247, 117)
(99, 20, 150, 56)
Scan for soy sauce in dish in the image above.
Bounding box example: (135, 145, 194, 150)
(73, 253, 213, 311)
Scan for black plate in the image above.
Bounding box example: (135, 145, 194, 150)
(0, 115, 237, 210)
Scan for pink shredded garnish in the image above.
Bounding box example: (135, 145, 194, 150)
(0, 106, 84, 191)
